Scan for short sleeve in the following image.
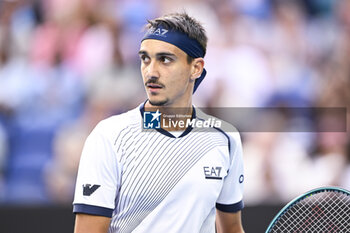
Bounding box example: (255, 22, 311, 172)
(73, 123, 121, 217)
(216, 132, 244, 213)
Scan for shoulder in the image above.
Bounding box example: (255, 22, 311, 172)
(195, 108, 242, 150)
(93, 106, 141, 140)
(196, 108, 240, 138)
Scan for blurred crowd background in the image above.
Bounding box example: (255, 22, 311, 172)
(0, 0, 349, 206)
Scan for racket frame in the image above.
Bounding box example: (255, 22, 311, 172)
(265, 186, 350, 233)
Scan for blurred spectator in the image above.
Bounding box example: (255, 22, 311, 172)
(0, 123, 7, 201)
(43, 52, 144, 203)
(194, 0, 274, 107)
(242, 111, 314, 204)
(314, 0, 350, 191)
(44, 122, 87, 203)
(340, 142, 350, 189)
(117, 0, 158, 64)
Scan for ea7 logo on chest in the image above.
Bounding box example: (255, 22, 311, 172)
(83, 184, 100, 196)
(203, 166, 222, 180)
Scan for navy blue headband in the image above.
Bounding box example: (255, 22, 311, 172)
(142, 26, 206, 93)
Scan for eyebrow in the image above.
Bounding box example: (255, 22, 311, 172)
(138, 50, 177, 58)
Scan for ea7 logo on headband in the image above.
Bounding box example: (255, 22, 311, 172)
(149, 28, 168, 37)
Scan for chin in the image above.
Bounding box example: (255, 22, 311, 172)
(148, 98, 169, 106)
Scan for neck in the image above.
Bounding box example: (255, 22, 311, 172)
(144, 100, 193, 131)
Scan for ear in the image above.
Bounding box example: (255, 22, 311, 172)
(190, 58, 204, 82)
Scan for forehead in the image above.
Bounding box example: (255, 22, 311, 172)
(140, 39, 187, 57)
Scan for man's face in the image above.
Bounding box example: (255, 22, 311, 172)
(139, 39, 194, 107)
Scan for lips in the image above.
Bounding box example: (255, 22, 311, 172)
(146, 82, 164, 92)
(147, 83, 162, 88)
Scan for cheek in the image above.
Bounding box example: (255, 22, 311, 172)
(167, 71, 187, 87)
(165, 70, 191, 95)
(177, 68, 192, 85)
(171, 63, 191, 80)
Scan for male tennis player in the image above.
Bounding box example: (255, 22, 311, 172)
(73, 12, 245, 233)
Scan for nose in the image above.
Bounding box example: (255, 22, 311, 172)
(145, 59, 160, 79)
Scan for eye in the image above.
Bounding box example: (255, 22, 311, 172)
(159, 56, 172, 64)
(140, 54, 150, 63)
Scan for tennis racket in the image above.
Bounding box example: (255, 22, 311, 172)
(265, 187, 350, 233)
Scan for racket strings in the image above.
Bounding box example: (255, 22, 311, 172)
(269, 191, 350, 233)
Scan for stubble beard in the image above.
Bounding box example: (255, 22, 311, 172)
(149, 98, 169, 106)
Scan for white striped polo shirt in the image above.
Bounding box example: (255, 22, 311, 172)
(73, 102, 244, 233)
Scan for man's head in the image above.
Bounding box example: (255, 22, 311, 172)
(145, 13, 208, 59)
(139, 12, 208, 107)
